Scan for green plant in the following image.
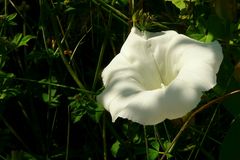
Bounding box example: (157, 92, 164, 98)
(0, 0, 240, 159)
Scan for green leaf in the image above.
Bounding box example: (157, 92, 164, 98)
(0, 70, 14, 78)
(220, 118, 240, 160)
(72, 113, 86, 123)
(11, 33, 23, 46)
(8, 151, 37, 160)
(64, 7, 76, 13)
(187, 33, 205, 41)
(18, 35, 35, 47)
(163, 140, 171, 150)
(11, 34, 35, 47)
(111, 141, 120, 158)
(42, 93, 49, 103)
(88, 103, 104, 123)
(0, 88, 20, 100)
(6, 13, 17, 21)
(204, 32, 214, 42)
(150, 140, 160, 151)
(148, 148, 159, 160)
(117, 0, 128, 5)
(207, 15, 228, 40)
(167, 0, 186, 10)
(42, 87, 61, 108)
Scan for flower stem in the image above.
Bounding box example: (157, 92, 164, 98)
(92, 36, 108, 90)
(153, 125, 164, 149)
(64, 106, 70, 160)
(102, 112, 107, 160)
(193, 107, 218, 159)
(0, 114, 30, 151)
(92, 0, 116, 90)
(160, 89, 240, 160)
(50, 12, 85, 90)
(144, 126, 149, 160)
(4, 0, 7, 15)
(0, 76, 94, 94)
(92, 0, 129, 24)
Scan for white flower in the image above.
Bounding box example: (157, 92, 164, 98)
(97, 27, 223, 125)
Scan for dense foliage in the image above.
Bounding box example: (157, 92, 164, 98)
(0, 0, 240, 159)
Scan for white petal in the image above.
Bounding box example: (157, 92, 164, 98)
(116, 79, 202, 125)
(97, 27, 223, 125)
(165, 35, 223, 90)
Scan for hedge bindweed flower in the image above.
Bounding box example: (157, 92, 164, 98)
(97, 27, 223, 125)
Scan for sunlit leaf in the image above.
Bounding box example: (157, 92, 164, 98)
(6, 13, 17, 21)
(148, 140, 160, 160)
(11, 33, 23, 46)
(0, 70, 14, 78)
(150, 140, 160, 151)
(11, 34, 35, 47)
(18, 35, 35, 47)
(111, 140, 120, 158)
(167, 0, 186, 10)
(148, 148, 159, 160)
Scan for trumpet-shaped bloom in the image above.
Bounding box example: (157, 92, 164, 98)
(97, 27, 223, 125)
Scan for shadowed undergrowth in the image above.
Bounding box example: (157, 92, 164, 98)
(0, 0, 240, 159)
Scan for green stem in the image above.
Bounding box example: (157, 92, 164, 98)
(160, 89, 240, 160)
(92, 0, 116, 90)
(153, 125, 164, 149)
(8, 0, 26, 23)
(0, 155, 7, 160)
(92, 0, 129, 25)
(193, 107, 218, 160)
(129, 0, 134, 15)
(70, 27, 92, 62)
(53, 15, 74, 56)
(92, 36, 108, 90)
(188, 126, 221, 145)
(50, 0, 68, 48)
(41, 26, 48, 51)
(44, 0, 85, 90)
(50, 13, 85, 90)
(102, 112, 107, 160)
(0, 114, 30, 151)
(0, 76, 94, 94)
(4, 0, 7, 15)
(93, 0, 128, 20)
(163, 121, 171, 142)
(144, 126, 149, 160)
(65, 105, 70, 160)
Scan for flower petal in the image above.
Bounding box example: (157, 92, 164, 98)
(97, 27, 223, 125)
(164, 35, 223, 90)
